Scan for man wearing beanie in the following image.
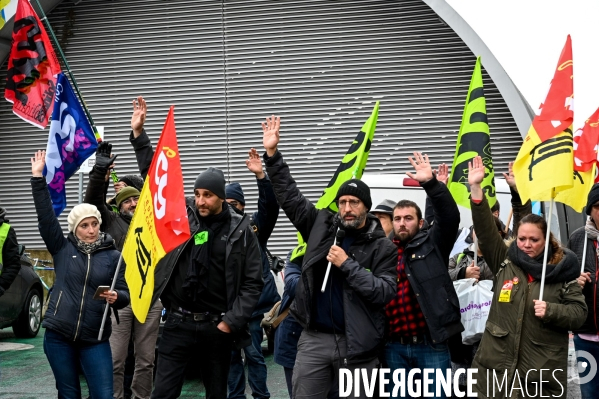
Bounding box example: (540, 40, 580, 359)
(227, 149, 280, 399)
(385, 152, 461, 396)
(84, 141, 162, 399)
(261, 115, 397, 399)
(568, 182, 599, 397)
(149, 165, 263, 399)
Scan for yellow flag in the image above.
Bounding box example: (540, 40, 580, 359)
(553, 164, 595, 212)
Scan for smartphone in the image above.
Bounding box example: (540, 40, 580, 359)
(93, 285, 111, 300)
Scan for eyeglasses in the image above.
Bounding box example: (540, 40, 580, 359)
(122, 196, 140, 206)
(228, 201, 240, 208)
(338, 199, 361, 208)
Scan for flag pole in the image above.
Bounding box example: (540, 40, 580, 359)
(31, 0, 101, 142)
(581, 226, 588, 274)
(98, 253, 124, 340)
(538, 198, 554, 302)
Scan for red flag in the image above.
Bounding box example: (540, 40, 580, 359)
(532, 35, 573, 142)
(573, 107, 599, 173)
(123, 106, 191, 322)
(5, 0, 61, 128)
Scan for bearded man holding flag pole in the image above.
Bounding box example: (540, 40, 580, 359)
(262, 114, 397, 399)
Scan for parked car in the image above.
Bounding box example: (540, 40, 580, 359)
(0, 245, 44, 338)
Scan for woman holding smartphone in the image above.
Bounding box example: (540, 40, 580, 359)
(30, 150, 130, 399)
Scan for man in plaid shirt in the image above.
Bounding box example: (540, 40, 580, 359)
(385, 152, 462, 398)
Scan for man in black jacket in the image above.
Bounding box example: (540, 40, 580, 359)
(384, 152, 462, 397)
(261, 115, 397, 399)
(150, 167, 263, 399)
(0, 207, 21, 298)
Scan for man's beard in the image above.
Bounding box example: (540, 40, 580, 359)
(394, 227, 418, 242)
(340, 211, 367, 230)
(121, 209, 134, 218)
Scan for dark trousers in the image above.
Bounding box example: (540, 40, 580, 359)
(151, 314, 233, 399)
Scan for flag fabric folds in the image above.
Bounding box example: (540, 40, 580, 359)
(5, 0, 61, 128)
(514, 35, 576, 206)
(447, 57, 496, 209)
(43, 73, 97, 216)
(290, 102, 379, 262)
(315, 101, 379, 212)
(123, 106, 191, 322)
(573, 107, 599, 174)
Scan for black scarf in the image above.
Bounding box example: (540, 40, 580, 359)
(182, 202, 231, 301)
(507, 241, 580, 284)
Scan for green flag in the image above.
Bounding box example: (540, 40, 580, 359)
(447, 57, 496, 209)
(290, 102, 379, 261)
(315, 101, 379, 212)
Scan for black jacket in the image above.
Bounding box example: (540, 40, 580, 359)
(84, 168, 131, 251)
(399, 177, 463, 343)
(150, 199, 263, 334)
(31, 177, 129, 343)
(569, 226, 599, 334)
(0, 207, 20, 295)
(264, 150, 397, 363)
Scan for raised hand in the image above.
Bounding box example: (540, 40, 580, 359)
(246, 148, 265, 179)
(502, 161, 517, 192)
(31, 150, 46, 177)
(435, 163, 449, 185)
(262, 115, 281, 157)
(131, 96, 147, 137)
(94, 141, 118, 176)
(468, 156, 485, 201)
(406, 152, 433, 183)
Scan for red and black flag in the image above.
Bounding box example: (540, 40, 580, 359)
(5, 0, 61, 128)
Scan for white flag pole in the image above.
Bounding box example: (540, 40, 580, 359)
(539, 199, 554, 302)
(98, 252, 123, 340)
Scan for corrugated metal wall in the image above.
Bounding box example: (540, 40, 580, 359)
(0, 0, 522, 255)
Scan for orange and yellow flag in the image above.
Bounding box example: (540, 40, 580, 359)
(514, 36, 578, 207)
(123, 106, 191, 322)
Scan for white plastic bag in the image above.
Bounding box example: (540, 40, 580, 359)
(453, 278, 493, 345)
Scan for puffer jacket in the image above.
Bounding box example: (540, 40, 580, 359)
(569, 225, 599, 334)
(470, 196, 587, 399)
(32, 177, 129, 343)
(264, 150, 397, 363)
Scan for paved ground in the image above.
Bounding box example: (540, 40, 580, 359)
(0, 328, 584, 398)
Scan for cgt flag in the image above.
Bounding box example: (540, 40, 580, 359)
(291, 102, 379, 261)
(514, 35, 575, 205)
(44, 73, 97, 216)
(5, 0, 61, 128)
(448, 57, 496, 209)
(123, 106, 190, 322)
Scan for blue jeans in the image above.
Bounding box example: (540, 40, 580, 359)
(573, 335, 599, 399)
(385, 337, 451, 399)
(43, 328, 113, 399)
(228, 316, 270, 399)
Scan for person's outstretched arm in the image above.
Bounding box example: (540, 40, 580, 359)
(247, 148, 279, 247)
(84, 142, 118, 229)
(129, 96, 154, 180)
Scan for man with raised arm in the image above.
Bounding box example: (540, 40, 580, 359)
(261, 115, 397, 399)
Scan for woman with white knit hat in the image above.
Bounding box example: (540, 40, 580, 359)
(30, 150, 130, 399)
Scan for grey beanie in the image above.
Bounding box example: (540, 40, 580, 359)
(194, 167, 226, 199)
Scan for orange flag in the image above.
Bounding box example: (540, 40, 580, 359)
(123, 106, 191, 322)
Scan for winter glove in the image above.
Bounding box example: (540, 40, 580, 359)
(93, 141, 118, 175)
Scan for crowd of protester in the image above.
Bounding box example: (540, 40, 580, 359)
(4, 99, 596, 399)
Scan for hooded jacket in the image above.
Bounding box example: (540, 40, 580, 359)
(448, 244, 494, 282)
(31, 177, 129, 343)
(470, 196, 586, 399)
(0, 207, 20, 295)
(264, 150, 397, 363)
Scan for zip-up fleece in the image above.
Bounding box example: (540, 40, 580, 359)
(150, 198, 263, 335)
(264, 150, 397, 363)
(31, 177, 129, 343)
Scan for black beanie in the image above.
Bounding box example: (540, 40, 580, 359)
(194, 167, 226, 199)
(586, 183, 599, 215)
(226, 182, 245, 205)
(335, 179, 372, 210)
(119, 175, 144, 191)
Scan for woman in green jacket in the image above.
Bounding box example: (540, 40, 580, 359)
(467, 156, 586, 399)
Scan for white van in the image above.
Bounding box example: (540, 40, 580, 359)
(362, 173, 514, 230)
